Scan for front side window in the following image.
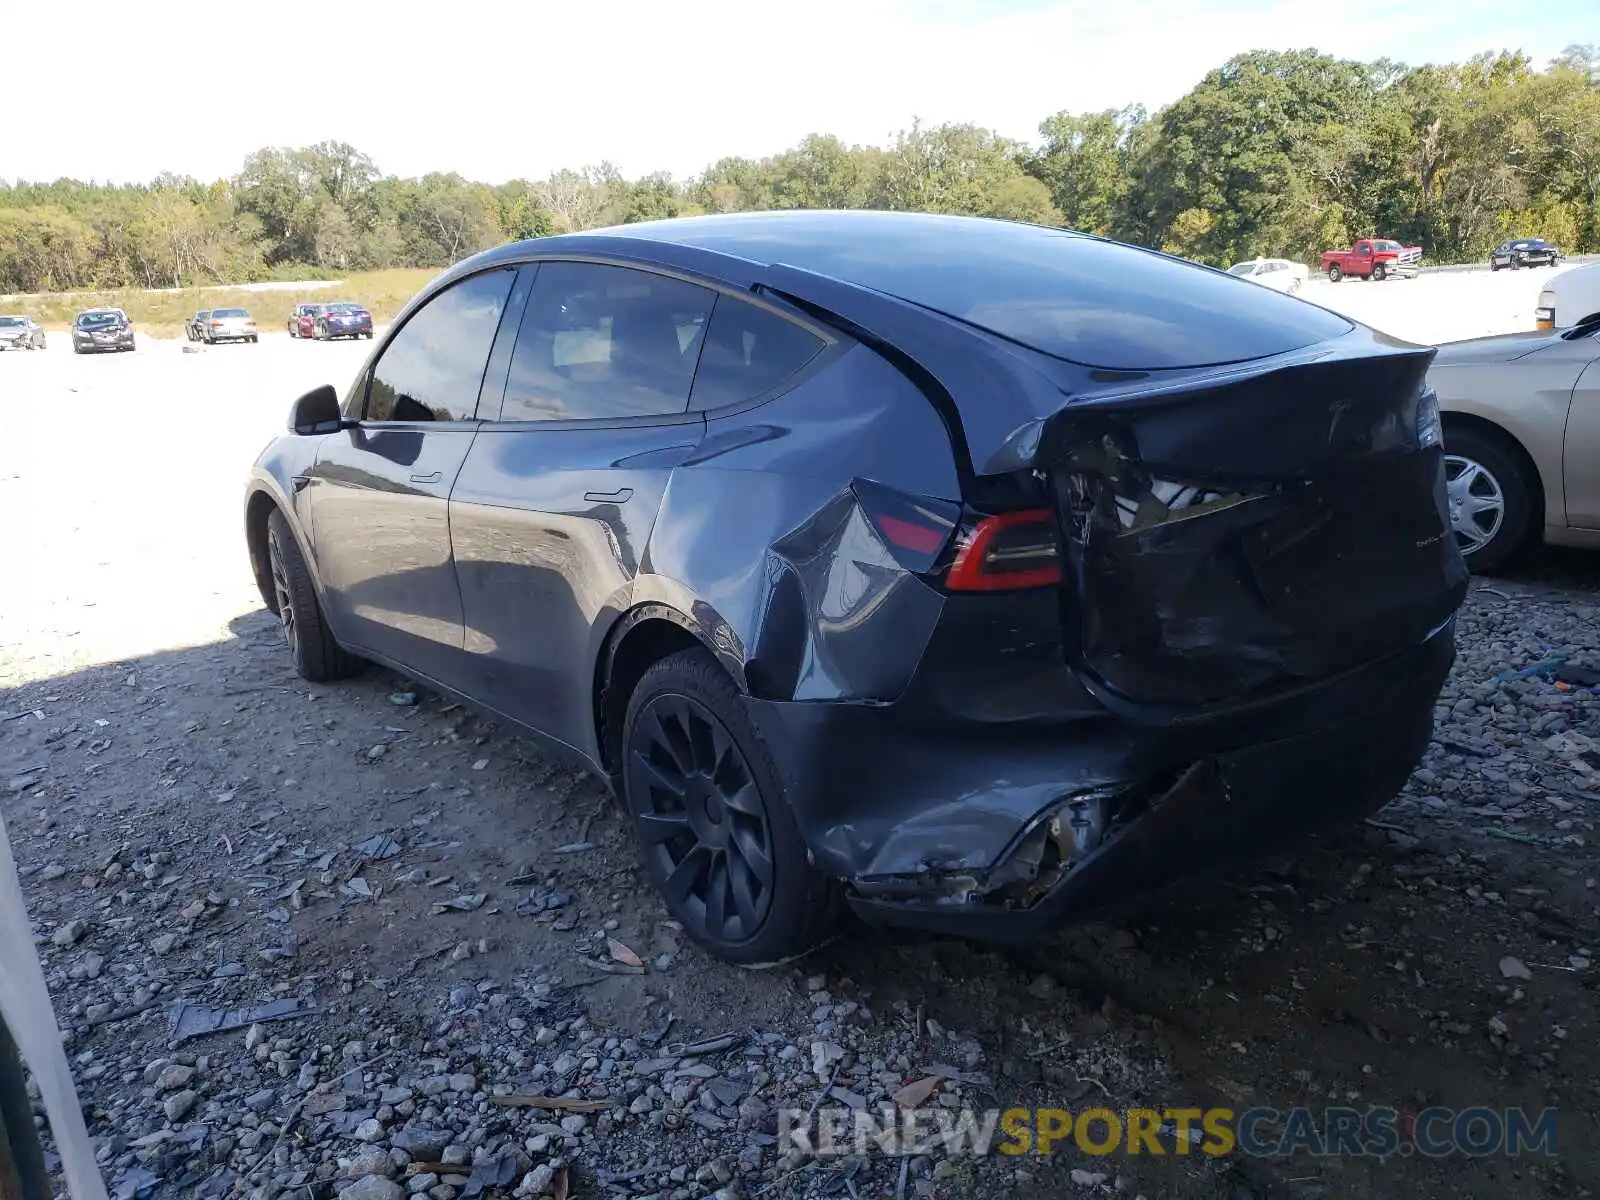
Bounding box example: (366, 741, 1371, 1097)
(688, 296, 826, 411)
(367, 268, 516, 422)
(500, 262, 715, 422)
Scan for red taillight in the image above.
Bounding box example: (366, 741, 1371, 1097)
(875, 513, 947, 555)
(211, 320, 223, 327)
(853, 479, 960, 574)
(945, 509, 1062, 591)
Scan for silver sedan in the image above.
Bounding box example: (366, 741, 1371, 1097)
(0, 315, 45, 350)
(1428, 315, 1600, 570)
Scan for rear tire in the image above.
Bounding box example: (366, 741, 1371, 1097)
(1442, 425, 1537, 574)
(1327, 264, 1342, 282)
(266, 509, 363, 682)
(620, 648, 843, 965)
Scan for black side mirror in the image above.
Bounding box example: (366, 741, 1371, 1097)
(290, 385, 344, 435)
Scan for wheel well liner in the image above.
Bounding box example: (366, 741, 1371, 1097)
(594, 608, 715, 776)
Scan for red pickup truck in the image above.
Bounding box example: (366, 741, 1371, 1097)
(1320, 238, 1423, 282)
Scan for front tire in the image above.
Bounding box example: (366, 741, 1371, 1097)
(1443, 426, 1536, 574)
(266, 509, 363, 682)
(1372, 263, 1387, 282)
(620, 648, 842, 965)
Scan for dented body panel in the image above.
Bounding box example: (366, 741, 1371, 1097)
(246, 211, 1467, 938)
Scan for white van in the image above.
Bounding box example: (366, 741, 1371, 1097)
(1538, 261, 1600, 330)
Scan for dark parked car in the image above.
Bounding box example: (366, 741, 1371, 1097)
(289, 303, 325, 338)
(1490, 238, 1561, 270)
(243, 211, 1467, 963)
(0, 315, 45, 350)
(71, 308, 135, 353)
(313, 301, 373, 340)
(186, 310, 212, 342)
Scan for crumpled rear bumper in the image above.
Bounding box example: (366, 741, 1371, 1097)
(746, 619, 1454, 939)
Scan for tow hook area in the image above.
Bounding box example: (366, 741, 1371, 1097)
(848, 775, 1175, 910)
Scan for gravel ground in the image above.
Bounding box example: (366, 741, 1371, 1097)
(2, 269, 1598, 1200)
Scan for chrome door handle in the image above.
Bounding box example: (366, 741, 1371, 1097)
(410, 471, 442, 484)
(584, 487, 633, 503)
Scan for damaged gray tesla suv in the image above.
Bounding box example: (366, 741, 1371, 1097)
(244, 211, 1468, 964)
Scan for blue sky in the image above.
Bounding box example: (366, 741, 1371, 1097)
(8, 0, 1593, 186)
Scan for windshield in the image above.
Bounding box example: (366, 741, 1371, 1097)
(212, 308, 249, 318)
(76, 313, 123, 328)
(1227, 263, 1255, 276)
(1375, 241, 1402, 251)
(0, 317, 24, 327)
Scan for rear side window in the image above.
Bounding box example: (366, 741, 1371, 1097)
(500, 262, 715, 422)
(688, 297, 825, 411)
(367, 267, 515, 422)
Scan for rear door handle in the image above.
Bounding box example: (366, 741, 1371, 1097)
(410, 471, 442, 484)
(584, 487, 633, 504)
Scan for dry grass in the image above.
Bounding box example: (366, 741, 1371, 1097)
(4, 268, 441, 337)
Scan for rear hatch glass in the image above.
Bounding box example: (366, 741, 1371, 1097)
(741, 222, 1354, 371)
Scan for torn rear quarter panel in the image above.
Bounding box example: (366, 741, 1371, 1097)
(646, 341, 962, 705)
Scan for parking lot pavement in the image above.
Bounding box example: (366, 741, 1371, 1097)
(2, 287, 1599, 1200)
(1302, 259, 1571, 344)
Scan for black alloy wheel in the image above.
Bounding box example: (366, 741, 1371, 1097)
(265, 509, 362, 682)
(628, 692, 775, 944)
(620, 648, 841, 964)
(268, 524, 299, 659)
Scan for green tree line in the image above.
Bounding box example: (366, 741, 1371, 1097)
(3, 45, 1596, 295)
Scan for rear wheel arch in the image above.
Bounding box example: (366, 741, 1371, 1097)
(595, 606, 740, 778)
(1440, 413, 1546, 569)
(1440, 413, 1544, 516)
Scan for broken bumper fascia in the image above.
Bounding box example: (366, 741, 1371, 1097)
(744, 618, 1454, 940)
